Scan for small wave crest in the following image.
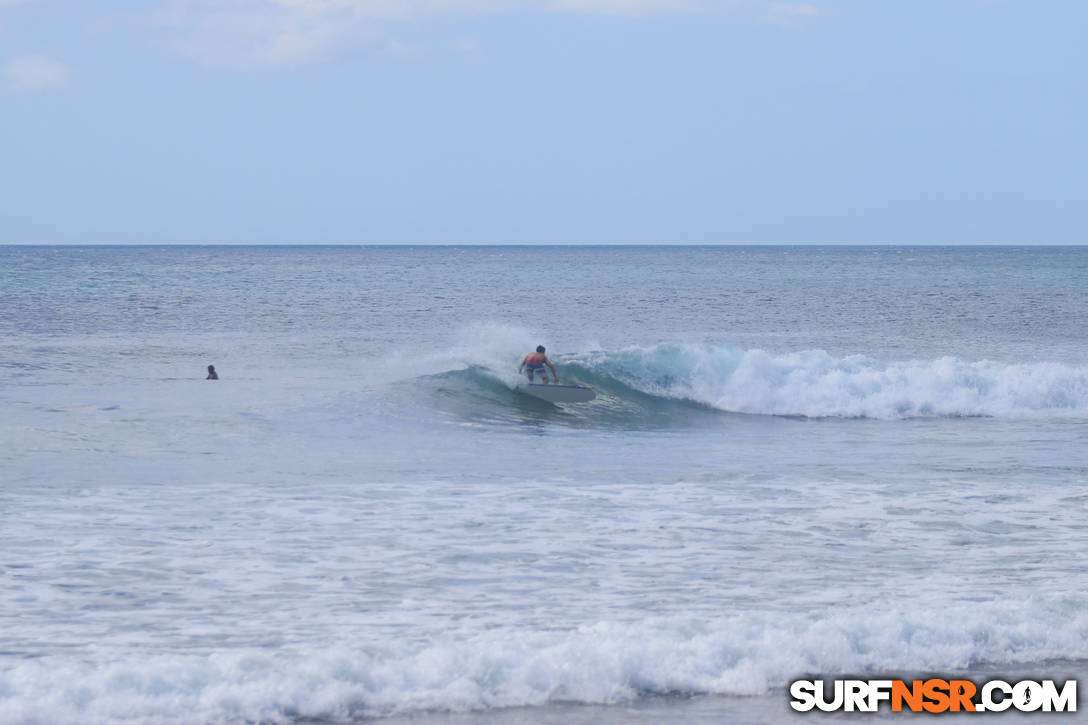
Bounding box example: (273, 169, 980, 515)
(4, 600, 1087, 724)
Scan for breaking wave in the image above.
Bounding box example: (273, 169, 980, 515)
(4, 599, 1087, 724)
(558, 345, 1088, 420)
(407, 343, 1088, 421)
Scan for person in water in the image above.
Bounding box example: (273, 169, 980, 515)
(206, 365, 218, 380)
(519, 346, 558, 384)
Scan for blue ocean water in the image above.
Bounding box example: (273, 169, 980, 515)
(2, 245, 1088, 724)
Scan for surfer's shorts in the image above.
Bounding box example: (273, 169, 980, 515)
(525, 363, 545, 379)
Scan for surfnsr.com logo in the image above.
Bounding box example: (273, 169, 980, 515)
(790, 679, 1077, 713)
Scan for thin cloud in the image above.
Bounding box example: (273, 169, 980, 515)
(173, 6, 366, 67)
(3, 54, 68, 91)
(155, 0, 712, 67)
(268, 0, 697, 17)
(769, 3, 820, 20)
(272, 1, 524, 16)
(551, 0, 705, 15)
(154, 1, 442, 67)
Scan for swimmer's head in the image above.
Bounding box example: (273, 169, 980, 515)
(536, 345, 545, 353)
(207, 365, 216, 373)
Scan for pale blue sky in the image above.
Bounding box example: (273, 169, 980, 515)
(1, 1, 1085, 244)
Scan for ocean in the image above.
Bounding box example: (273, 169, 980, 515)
(2, 245, 1087, 724)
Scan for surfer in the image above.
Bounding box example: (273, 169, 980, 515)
(519, 346, 558, 384)
(206, 365, 218, 380)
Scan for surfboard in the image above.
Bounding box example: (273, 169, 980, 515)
(517, 383, 597, 404)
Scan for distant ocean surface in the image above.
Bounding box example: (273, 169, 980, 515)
(2, 245, 1088, 724)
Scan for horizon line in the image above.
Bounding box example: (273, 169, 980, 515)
(3, 241, 1086, 247)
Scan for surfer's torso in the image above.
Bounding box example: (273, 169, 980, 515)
(523, 352, 547, 369)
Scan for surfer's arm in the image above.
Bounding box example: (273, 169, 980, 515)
(518, 356, 526, 373)
(546, 359, 558, 382)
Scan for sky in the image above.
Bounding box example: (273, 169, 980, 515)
(1, 0, 1085, 244)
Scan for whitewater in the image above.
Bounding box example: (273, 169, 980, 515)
(2, 245, 1087, 724)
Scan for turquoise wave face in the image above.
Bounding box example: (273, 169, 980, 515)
(403, 365, 729, 431)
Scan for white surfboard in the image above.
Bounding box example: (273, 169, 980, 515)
(517, 383, 596, 404)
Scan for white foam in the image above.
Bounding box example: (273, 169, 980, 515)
(4, 599, 1087, 724)
(573, 345, 1088, 419)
